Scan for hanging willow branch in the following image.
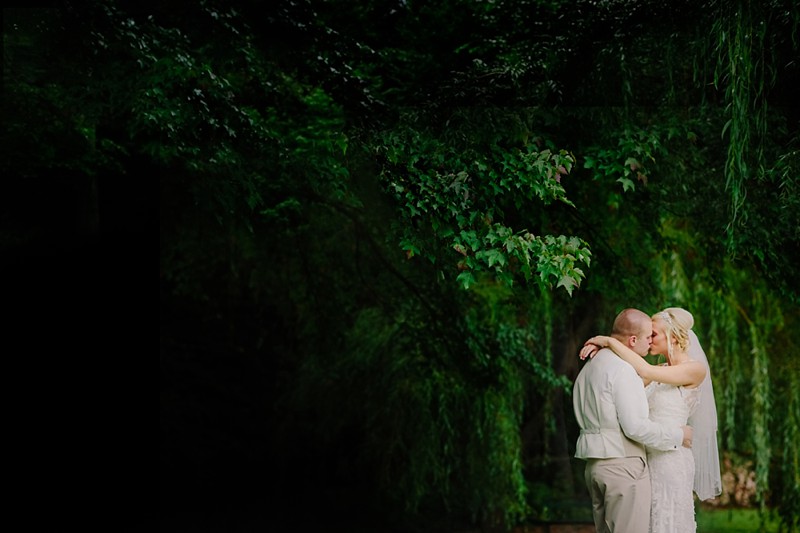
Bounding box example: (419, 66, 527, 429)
(780, 370, 800, 529)
(709, 284, 743, 452)
(677, 257, 786, 516)
(712, 0, 770, 249)
(749, 319, 772, 511)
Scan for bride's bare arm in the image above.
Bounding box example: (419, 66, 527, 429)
(584, 335, 706, 387)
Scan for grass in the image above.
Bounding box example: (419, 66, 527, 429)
(696, 507, 781, 533)
(529, 499, 784, 533)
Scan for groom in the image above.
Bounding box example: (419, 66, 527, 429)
(572, 308, 693, 533)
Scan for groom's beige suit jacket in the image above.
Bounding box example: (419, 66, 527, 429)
(573, 348, 682, 458)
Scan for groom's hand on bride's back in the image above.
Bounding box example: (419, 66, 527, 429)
(681, 425, 693, 448)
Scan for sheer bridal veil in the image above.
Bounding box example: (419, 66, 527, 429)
(687, 329, 723, 501)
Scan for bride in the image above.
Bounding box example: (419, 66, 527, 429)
(581, 307, 722, 533)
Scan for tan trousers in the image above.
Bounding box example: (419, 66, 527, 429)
(585, 456, 650, 533)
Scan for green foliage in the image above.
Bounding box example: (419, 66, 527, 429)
(151, 0, 798, 528)
(582, 124, 667, 208)
(778, 371, 800, 531)
(376, 119, 590, 293)
(287, 281, 568, 530)
(707, 1, 800, 308)
(749, 319, 772, 511)
(712, 0, 769, 239)
(654, 250, 795, 528)
(5, 0, 786, 529)
(2, 8, 116, 179)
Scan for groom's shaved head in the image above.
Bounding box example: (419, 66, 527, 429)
(611, 308, 651, 339)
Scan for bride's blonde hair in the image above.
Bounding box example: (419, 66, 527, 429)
(653, 307, 694, 359)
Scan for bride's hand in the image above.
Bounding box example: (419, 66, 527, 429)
(579, 343, 600, 360)
(579, 335, 611, 360)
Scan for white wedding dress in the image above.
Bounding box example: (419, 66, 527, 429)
(645, 380, 701, 533)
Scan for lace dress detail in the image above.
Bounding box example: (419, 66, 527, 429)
(645, 380, 701, 533)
